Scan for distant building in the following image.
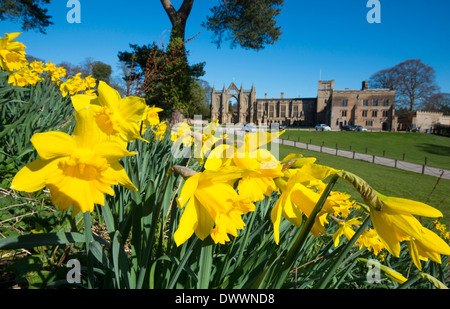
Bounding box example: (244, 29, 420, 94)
(398, 111, 450, 132)
(211, 80, 397, 131)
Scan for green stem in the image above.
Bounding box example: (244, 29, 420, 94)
(397, 273, 421, 289)
(83, 212, 95, 289)
(135, 169, 173, 289)
(316, 215, 372, 289)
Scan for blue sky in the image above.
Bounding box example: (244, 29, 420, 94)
(1, 0, 449, 98)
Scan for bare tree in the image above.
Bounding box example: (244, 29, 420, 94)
(370, 59, 440, 111)
(423, 92, 450, 114)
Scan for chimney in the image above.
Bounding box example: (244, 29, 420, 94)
(265, 93, 267, 99)
(281, 92, 284, 99)
(362, 81, 369, 90)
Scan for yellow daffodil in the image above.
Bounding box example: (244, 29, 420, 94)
(29, 61, 45, 74)
(7, 67, 42, 86)
(44, 62, 66, 82)
(339, 171, 450, 269)
(174, 167, 256, 246)
(11, 107, 137, 216)
(153, 121, 167, 142)
(406, 227, 450, 271)
(171, 122, 192, 147)
(71, 81, 147, 144)
(271, 161, 350, 243)
(434, 220, 450, 240)
(60, 73, 87, 97)
(205, 119, 219, 135)
(192, 120, 220, 162)
(356, 228, 385, 255)
(84, 75, 97, 89)
(142, 105, 163, 131)
(0, 33, 26, 51)
(0, 49, 27, 72)
(205, 130, 285, 203)
(332, 217, 363, 247)
(0, 32, 27, 72)
(369, 193, 444, 258)
(271, 177, 322, 244)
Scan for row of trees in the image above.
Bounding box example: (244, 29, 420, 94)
(370, 59, 448, 114)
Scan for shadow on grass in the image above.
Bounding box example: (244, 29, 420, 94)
(416, 143, 450, 157)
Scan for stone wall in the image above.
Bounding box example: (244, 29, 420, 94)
(413, 111, 450, 132)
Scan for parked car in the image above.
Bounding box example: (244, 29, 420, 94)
(270, 123, 286, 131)
(352, 125, 367, 132)
(341, 125, 352, 131)
(242, 124, 257, 133)
(315, 124, 331, 131)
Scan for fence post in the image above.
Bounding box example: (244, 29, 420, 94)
(403, 153, 406, 161)
(336, 144, 338, 155)
(422, 157, 427, 174)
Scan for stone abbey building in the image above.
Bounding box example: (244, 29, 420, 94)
(211, 80, 397, 131)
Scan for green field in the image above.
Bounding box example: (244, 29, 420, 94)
(277, 143, 450, 221)
(280, 130, 450, 170)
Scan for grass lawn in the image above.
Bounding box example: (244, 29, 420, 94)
(280, 130, 450, 170)
(276, 143, 450, 222)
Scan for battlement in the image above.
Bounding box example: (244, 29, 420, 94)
(416, 111, 445, 116)
(318, 80, 334, 92)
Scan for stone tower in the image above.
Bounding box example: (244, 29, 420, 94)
(316, 80, 334, 124)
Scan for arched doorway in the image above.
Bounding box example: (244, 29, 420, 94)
(210, 83, 256, 124)
(228, 96, 239, 123)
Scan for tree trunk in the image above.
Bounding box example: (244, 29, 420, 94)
(160, 0, 194, 41)
(160, 0, 194, 125)
(171, 109, 185, 124)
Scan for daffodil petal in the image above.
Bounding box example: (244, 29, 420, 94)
(103, 162, 138, 191)
(271, 199, 284, 244)
(11, 158, 60, 192)
(31, 131, 76, 160)
(177, 173, 200, 209)
(94, 141, 136, 163)
(71, 94, 98, 111)
(72, 107, 101, 148)
(380, 194, 443, 218)
(194, 198, 215, 241)
(370, 210, 401, 257)
(98, 81, 121, 111)
(119, 96, 147, 123)
(174, 198, 198, 246)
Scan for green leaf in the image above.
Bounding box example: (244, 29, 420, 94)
(0, 232, 87, 250)
(197, 237, 214, 289)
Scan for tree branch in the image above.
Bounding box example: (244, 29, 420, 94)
(160, 0, 178, 26)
